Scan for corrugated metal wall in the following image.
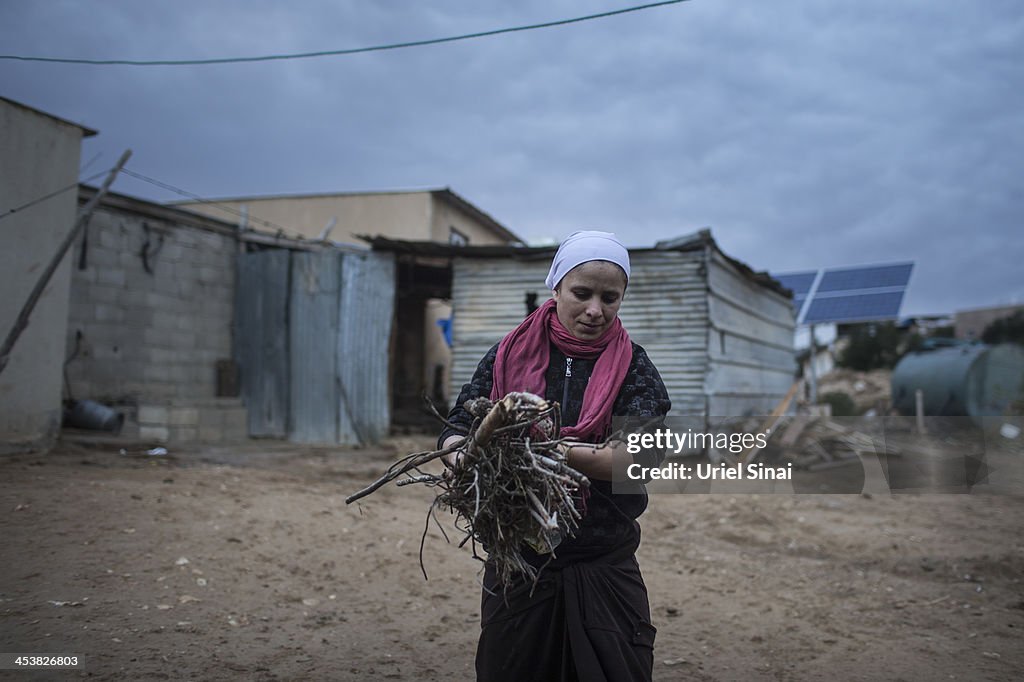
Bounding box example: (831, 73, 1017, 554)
(236, 248, 395, 445)
(450, 255, 549, 397)
(289, 252, 342, 444)
(621, 250, 709, 416)
(449, 250, 710, 416)
(236, 250, 290, 437)
(705, 249, 796, 415)
(336, 251, 395, 444)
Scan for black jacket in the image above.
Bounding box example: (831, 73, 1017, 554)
(440, 341, 671, 566)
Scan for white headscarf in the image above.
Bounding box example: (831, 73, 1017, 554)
(544, 230, 631, 290)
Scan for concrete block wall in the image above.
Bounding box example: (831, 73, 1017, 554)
(65, 199, 248, 443)
(136, 399, 248, 444)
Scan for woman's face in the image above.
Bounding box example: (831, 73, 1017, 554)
(552, 260, 627, 341)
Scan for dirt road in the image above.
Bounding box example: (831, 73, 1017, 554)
(1, 437, 1021, 680)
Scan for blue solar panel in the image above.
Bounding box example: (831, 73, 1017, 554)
(771, 262, 913, 324)
(803, 291, 906, 324)
(816, 263, 913, 293)
(773, 271, 816, 296)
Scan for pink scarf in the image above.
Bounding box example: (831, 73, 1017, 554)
(490, 299, 633, 441)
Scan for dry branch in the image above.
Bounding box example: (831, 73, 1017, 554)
(346, 391, 590, 586)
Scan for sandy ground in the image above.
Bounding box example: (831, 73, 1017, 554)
(1, 435, 1022, 681)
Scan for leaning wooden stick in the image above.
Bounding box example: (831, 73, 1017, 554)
(0, 150, 132, 376)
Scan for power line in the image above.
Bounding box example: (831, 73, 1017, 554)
(118, 167, 299, 236)
(0, 168, 112, 223)
(79, 151, 104, 175)
(0, 1, 688, 67)
(1, 164, 307, 238)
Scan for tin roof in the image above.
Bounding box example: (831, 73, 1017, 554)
(363, 229, 791, 298)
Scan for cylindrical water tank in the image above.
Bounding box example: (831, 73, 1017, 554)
(891, 343, 1024, 423)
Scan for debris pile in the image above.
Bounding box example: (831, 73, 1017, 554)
(711, 409, 902, 472)
(816, 368, 893, 414)
(770, 416, 902, 471)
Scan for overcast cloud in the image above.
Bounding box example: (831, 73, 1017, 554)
(2, 0, 1021, 316)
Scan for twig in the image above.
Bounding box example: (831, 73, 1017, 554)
(344, 440, 463, 504)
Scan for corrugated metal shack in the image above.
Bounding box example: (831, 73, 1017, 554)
(369, 230, 796, 421)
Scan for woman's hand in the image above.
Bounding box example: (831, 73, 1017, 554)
(441, 435, 467, 472)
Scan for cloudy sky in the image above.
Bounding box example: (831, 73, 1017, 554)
(2, 0, 1021, 316)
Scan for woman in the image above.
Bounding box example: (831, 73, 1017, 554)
(439, 231, 671, 682)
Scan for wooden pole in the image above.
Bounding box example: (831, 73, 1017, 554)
(808, 323, 818, 404)
(915, 389, 926, 435)
(741, 379, 802, 465)
(0, 150, 132, 376)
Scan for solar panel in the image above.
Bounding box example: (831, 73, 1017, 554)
(772, 271, 815, 315)
(771, 262, 913, 325)
(803, 291, 907, 324)
(773, 272, 816, 296)
(816, 263, 914, 293)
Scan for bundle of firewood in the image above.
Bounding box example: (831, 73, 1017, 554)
(346, 391, 590, 586)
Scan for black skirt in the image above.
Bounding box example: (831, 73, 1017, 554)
(475, 540, 656, 682)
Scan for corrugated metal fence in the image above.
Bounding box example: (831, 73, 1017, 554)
(336, 250, 395, 444)
(236, 248, 394, 445)
(235, 250, 290, 437)
(289, 252, 341, 443)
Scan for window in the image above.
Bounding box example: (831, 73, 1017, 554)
(525, 292, 538, 316)
(449, 227, 468, 246)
